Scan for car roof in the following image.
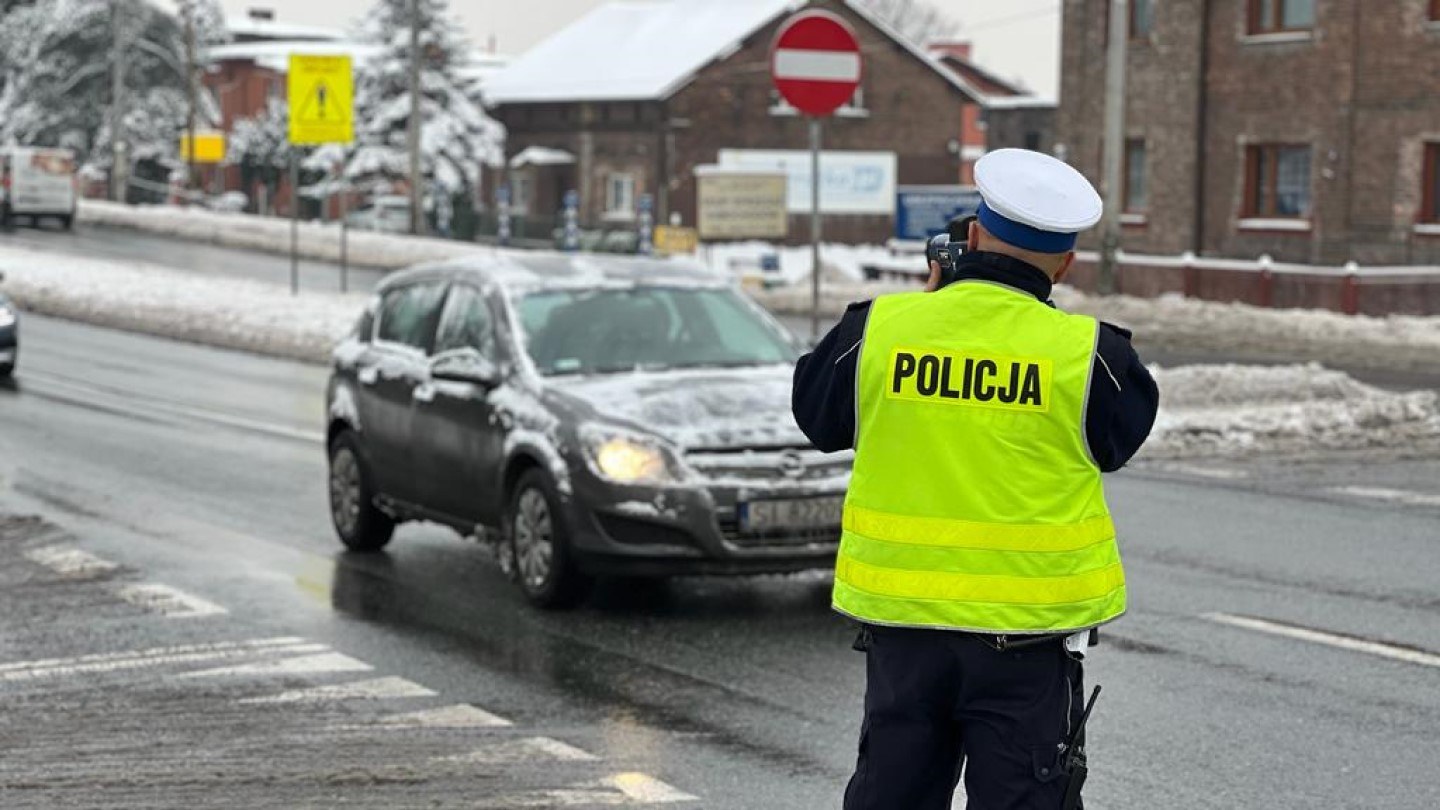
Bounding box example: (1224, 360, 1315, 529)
(376, 250, 732, 295)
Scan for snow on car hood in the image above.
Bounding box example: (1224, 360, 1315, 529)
(544, 364, 808, 451)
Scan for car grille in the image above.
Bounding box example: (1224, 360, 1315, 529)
(684, 445, 853, 484)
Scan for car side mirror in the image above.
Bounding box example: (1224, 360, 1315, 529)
(431, 350, 501, 388)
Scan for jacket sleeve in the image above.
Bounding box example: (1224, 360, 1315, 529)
(1085, 323, 1160, 472)
(791, 302, 871, 453)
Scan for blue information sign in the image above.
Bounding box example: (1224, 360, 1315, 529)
(895, 186, 982, 241)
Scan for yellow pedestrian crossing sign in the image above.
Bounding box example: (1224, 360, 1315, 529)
(288, 55, 354, 145)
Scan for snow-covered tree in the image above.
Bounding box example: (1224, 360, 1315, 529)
(314, 0, 503, 231)
(0, 0, 223, 190)
(858, 0, 959, 46)
(226, 95, 299, 214)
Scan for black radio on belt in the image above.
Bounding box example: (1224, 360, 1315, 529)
(925, 214, 977, 289)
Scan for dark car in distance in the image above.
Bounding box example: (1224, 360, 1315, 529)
(325, 252, 851, 607)
(0, 272, 18, 378)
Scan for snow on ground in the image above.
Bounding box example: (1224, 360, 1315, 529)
(77, 200, 487, 270)
(700, 241, 895, 285)
(0, 244, 364, 363)
(1145, 364, 1440, 459)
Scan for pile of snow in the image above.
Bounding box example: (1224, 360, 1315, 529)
(1145, 364, 1440, 458)
(700, 241, 897, 285)
(0, 245, 363, 363)
(77, 200, 487, 270)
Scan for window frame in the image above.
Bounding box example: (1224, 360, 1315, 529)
(1422, 142, 1440, 225)
(1122, 138, 1148, 215)
(1129, 0, 1155, 39)
(1247, 0, 1315, 35)
(1242, 143, 1313, 221)
(605, 173, 636, 217)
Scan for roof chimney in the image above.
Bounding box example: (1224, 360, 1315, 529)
(248, 8, 275, 22)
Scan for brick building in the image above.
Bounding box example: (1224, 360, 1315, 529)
(486, 0, 989, 244)
(1058, 0, 1440, 265)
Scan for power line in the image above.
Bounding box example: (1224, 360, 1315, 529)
(959, 1, 1061, 34)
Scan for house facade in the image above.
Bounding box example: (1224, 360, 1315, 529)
(487, 0, 986, 244)
(1058, 0, 1440, 265)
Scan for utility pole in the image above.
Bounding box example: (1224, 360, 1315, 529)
(109, 0, 129, 203)
(1097, 0, 1128, 295)
(183, 0, 197, 201)
(407, 0, 425, 236)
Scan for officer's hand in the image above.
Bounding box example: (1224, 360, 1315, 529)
(924, 260, 942, 293)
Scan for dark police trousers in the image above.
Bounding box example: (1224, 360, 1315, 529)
(844, 625, 1085, 810)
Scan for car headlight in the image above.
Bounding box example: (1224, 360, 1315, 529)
(0, 306, 14, 329)
(581, 426, 684, 485)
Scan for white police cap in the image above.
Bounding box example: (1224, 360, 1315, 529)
(973, 148, 1103, 253)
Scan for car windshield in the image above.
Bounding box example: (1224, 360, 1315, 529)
(515, 286, 798, 376)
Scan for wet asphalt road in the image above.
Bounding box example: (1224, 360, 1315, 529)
(2, 313, 1439, 808)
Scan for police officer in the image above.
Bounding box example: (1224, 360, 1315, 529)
(792, 149, 1159, 809)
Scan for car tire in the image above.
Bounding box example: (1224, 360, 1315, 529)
(0, 361, 12, 379)
(507, 467, 590, 609)
(328, 430, 394, 552)
(58, 214, 73, 231)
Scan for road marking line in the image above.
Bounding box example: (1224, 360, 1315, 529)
(607, 773, 700, 803)
(115, 583, 228, 618)
(1152, 463, 1249, 480)
(378, 704, 513, 728)
(0, 638, 323, 681)
(440, 737, 600, 765)
(240, 676, 437, 704)
(180, 652, 372, 679)
(1331, 486, 1440, 508)
(1203, 613, 1440, 669)
(24, 545, 118, 578)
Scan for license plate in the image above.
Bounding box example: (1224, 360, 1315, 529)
(739, 496, 844, 533)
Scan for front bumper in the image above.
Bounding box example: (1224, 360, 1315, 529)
(0, 322, 17, 362)
(563, 469, 846, 577)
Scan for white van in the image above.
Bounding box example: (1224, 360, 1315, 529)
(1, 147, 79, 230)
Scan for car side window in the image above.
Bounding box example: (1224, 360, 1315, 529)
(376, 281, 447, 352)
(433, 284, 497, 360)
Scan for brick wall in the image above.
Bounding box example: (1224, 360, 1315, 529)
(1056, 0, 1440, 267)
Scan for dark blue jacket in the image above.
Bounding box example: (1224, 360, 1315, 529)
(791, 251, 1159, 472)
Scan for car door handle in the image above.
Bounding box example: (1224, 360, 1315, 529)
(413, 383, 436, 403)
(358, 367, 379, 386)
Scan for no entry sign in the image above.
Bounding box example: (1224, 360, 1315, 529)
(770, 11, 863, 118)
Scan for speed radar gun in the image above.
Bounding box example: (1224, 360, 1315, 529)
(924, 214, 977, 289)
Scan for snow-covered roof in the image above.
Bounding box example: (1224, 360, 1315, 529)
(226, 15, 345, 43)
(487, 0, 797, 104)
(982, 95, 1057, 111)
(207, 40, 380, 73)
(488, 0, 981, 106)
(509, 146, 576, 168)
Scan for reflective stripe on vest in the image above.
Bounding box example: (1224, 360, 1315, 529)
(832, 281, 1126, 634)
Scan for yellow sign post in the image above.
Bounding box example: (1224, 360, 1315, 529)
(287, 55, 354, 146)
(179, 131, 226, 164)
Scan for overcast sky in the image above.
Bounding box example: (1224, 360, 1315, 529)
(192, 0, 1061, 98)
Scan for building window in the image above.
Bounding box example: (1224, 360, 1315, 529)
(1244, 144, 1312, 218)
(1124, 139, 1148, 212)
(1248, 0, 1315, 34)
(1422, 143, 1440, 224)
(1130, 0, 1155, 38)
(606, 173, 636, 216)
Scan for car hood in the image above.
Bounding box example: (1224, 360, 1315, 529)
(544, 364, 809, 450)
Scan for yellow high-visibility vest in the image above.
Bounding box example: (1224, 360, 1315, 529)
(833, 281, 1126, 633)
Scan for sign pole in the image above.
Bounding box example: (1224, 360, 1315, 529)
(810, 117, 822, 342)
(339, 181, 349, 293)
(290, 153, 299, 296)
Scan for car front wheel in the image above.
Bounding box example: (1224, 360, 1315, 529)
(328, 431, 394, 552)
(507, 468, 589, 609)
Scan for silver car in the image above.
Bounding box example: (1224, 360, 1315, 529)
(324, 252, 850, 607)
